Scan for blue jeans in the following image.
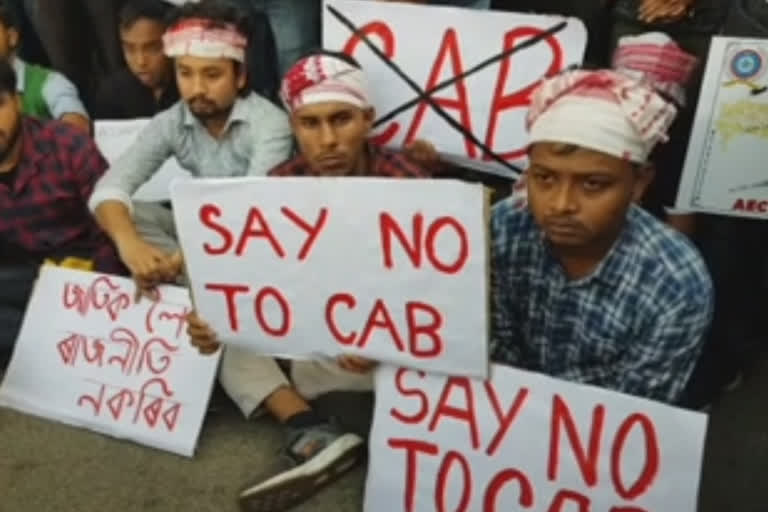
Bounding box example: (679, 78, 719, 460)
(233, 0, 322, 78)
(0, 264, 37, 355)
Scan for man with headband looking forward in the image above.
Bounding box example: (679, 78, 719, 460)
(492, 69, 714, 405)
(88, 1, 292, 287)
(187, 51, 431, 511)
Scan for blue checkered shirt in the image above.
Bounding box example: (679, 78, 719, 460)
(490, 200, 714, 404)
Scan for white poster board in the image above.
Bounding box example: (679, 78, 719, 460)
(676, 37, 768, 218)
(172, 177, 490, 379)
(365, 365, 707, 512)
(322, 0, 587, 178)
(95, 119, 191, 202)
(0, 267, 220, 457)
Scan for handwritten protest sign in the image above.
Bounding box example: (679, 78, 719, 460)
(676, 37, 768, 218)
(365, 365, 707, 512)
(172, 177, 489, 378)
(95, 119, 191, 202)
(0, 267, 220, 457)
(322, 0, 587, 178)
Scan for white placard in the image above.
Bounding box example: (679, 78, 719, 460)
(676, 37, 768, 218)
(95, 119, 191, 202)
(322, 0, 587, 178)
(0, 267, 220, 457)
(172, 177, 490, 379)
(365, 365, 707, 512)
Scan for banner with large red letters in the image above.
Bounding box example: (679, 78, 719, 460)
(0, 267, 220, 457)
(172, 177, 490, 378)
(322, 0, 588, 178)
(365, 365, 707, 512)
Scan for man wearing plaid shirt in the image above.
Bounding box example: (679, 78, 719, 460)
(491, 69, 714, 405)
(0, 59, 122, 356)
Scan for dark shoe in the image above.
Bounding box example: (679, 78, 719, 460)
(238, 423, 364, 511)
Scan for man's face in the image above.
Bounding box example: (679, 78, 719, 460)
(120, 18, 169, 89)
(175, 55, 245, 121)
(526, 142, 653, 249)
(0, 23, 19, 60)
(0, 91, 22, 163)
(292, 102, 373, 175)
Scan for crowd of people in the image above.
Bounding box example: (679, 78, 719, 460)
(0, 0, 766, 510)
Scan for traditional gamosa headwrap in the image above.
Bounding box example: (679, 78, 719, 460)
(526, 69, 678, 164)
(612, 32, 699, 107)
(163, 18, 248, 62)
(280, 54, 371, 112)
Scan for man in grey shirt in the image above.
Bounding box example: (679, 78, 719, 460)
(89, 1, 292, 288)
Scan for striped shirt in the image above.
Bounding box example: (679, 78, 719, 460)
(490, 200, 714, 404)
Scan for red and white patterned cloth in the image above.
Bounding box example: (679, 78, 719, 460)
(526, 69, 678, 164)
(612, 32, 699, 107)
(163, 18, 247, 62)
(280, 54, 370, 112)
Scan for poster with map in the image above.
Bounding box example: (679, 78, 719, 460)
(676, 37, 768, 218)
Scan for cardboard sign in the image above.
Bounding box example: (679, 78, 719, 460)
(172, 177, 490, 379)
(322, 0, 587, 178)
(0, 267, 220, 457)
(676, 37, 768, 218)
(95, 119, 191, 202)
(365, 365, 707, 512)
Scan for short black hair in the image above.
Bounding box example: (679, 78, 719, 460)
(167, 0, 250, 42)
(118, 0, 173, 31)
(0, 1, 18, 29)
(0, 58, 17, 95)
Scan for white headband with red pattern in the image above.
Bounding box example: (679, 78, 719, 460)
(163, 18, 247, 62)
(281, 54, 370, 112)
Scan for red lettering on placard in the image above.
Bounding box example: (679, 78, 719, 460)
(379, 213, 469, 274)
(404, 29, 475, 157)
(429, 377, 480, 450)
(484, 469, 534, 510)
(405, 301, 444, 357)
(611, 414, 660, 500)
(205, 283, 250, 331)
(435, 451, 472, 512)
(200, 204, 234, 255)
(388, 438, 439, 512)
(391, 369, 429, 424)
(484, 27, 564, 160)
(380, 212, 424, 269)
(485, 383, 529, 456)
(547, 490, 591, 512)
(548, 395, 605, 488)
(732, 198, 768, 213)
(358, 299, 406, 351)
(343, 22, 399, 146)
(236, 207, 285, 258)
(325, 293, 357, 345)
(280, 207, 329, 261)
(425, 216, 469, 274)
(254, 286, 291, 337)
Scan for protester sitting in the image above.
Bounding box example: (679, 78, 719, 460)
(490, 69, 714, 405)
(88, 1, 292, 290)
(93, 0, 179, 120)
(185, 51, 431, 512)
(0, 59, 123, 356)
(0, 1, 90, 132)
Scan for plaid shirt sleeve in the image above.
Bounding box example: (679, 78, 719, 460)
(489, 199, 522, 364)
(610, 284, 714, 404)
(67, 129, 109, 200)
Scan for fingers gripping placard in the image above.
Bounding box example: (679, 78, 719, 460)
(172, 177, 490, 378)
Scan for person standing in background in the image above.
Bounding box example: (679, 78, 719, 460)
(93, 0, 179, 119)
